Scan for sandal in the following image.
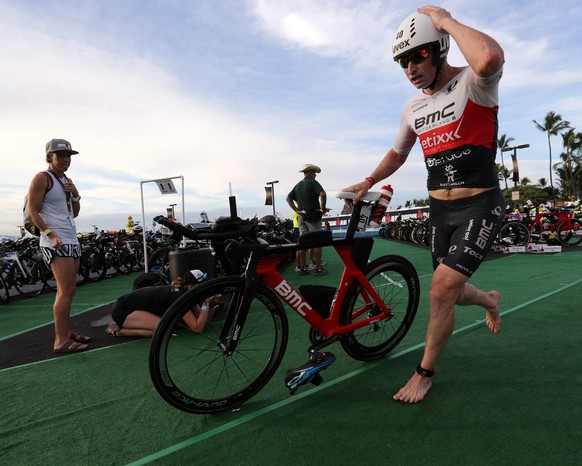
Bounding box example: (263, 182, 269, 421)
(70, 333, 92, 344)
(106, 323, 121, 337)
(53, 339, 89, 354)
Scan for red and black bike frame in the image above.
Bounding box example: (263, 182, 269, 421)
(220, 236, 393, 354)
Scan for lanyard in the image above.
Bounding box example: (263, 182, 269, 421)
(48, 170, 72, 214)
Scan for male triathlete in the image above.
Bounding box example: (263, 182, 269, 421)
(343, 5, 505, 403)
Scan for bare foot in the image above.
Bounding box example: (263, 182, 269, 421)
(106, 322, 121, 336)
(393, 373, 432, 403)
(485, 290, 501, 334)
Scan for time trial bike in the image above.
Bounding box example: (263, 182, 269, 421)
(149, 191, 420, 414)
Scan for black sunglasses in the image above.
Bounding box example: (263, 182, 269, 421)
(396, 48, 431, 69)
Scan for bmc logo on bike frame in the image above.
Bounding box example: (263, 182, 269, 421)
(274, 279, 313, 316)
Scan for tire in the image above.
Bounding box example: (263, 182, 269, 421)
(498, 221, 530, 247)
(0, 275, 9, 305)
(133, 245, 152, 271)
(556, 218, 582, 246)
(116, 249, 135, 275)
(82, 247, 107, 282)
(14, 258, 46, 297)
(147, 246, 172, 276)
(103, 250, 120, 279)
(76, 263, 87, 286)
(340, 255, 420, 361)
(44, 266, 57, 291)
(384, 224, 396, 239)
(149, 277, 289, 414)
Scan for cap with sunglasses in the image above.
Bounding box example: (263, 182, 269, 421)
(392, 11, 450, 67)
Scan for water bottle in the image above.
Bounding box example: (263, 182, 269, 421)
(370, 185, 393, 227)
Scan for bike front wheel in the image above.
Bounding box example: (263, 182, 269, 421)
(149, 277, 289, 414)
(14, 258, 46, 297)
(147, 246, 172, 276)
(82, 247, 107, 282)
(340, 255, 420, 361)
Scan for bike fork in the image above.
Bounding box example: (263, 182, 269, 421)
(219, 255, 263, 355)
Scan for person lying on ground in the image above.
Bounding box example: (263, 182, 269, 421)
(106, 269, 220, 337)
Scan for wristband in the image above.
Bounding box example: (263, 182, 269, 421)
(44, 228, 53, 236)
(72, 196, 81, 202)
(364, 177, 375, 187)
(201, 305, 209, 311)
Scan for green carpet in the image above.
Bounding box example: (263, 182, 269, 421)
(1, 241, 581, 465)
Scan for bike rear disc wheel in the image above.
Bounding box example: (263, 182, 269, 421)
(149, 277, 288, 414)
(340, 255, 420, 361)
(498, 221, 530, 246)
(556, 218, 582, 246)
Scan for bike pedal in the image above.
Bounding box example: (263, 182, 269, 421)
(310, 373, 324, 387)
(284, 352, 336, 395)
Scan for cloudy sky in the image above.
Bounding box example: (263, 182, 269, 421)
(2, 0, 581, 236)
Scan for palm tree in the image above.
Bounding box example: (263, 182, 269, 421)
(554, 129, 582, 198)
(521, 177, 531, 186)
(538, 178, 547, 187)
(497, 134, 514, 190)
(533, 112, 570, 202)
(555, 164, 571, 198)
(496, 163, 511, 189)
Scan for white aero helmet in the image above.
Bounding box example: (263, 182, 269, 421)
(392, 11, 450, 67)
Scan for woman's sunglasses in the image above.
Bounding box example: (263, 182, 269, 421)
(396, 48, 430, 69)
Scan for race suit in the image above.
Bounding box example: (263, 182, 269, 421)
(392, 66, 505, 277)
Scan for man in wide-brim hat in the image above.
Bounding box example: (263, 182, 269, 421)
(286, 163, 329, 276)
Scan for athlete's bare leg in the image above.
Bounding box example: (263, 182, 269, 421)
(393, 265, 460, 403)
(458, 284, 501, 334)
(393, 266, 501, 403)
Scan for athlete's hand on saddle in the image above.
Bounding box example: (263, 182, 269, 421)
(341, 180, 371, 206)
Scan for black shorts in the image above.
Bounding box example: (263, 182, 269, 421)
(111, 299, 132, 327)
(430, 188, 505, 277)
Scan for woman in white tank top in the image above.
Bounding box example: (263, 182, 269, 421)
(27, 138, 89, 354)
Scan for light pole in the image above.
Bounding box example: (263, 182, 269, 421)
(266, 180, 279, 216)
(502, 143, 529, 206)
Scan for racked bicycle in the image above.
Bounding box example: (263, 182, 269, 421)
(0, 237, 47, 299)
(149, 191, 420, 414)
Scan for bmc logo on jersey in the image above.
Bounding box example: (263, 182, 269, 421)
(415, 102, 455, 130)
